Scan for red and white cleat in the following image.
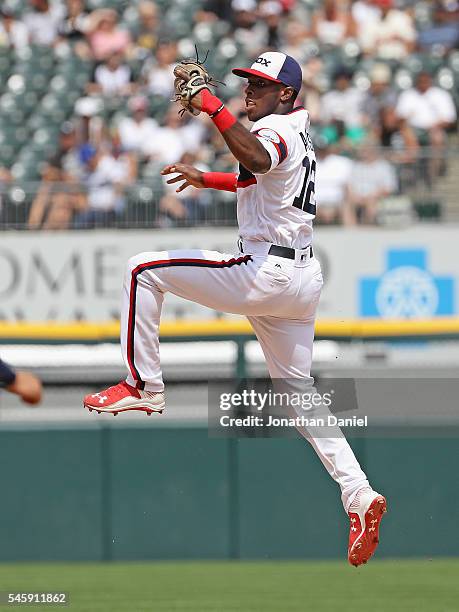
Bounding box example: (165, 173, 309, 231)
(348, 488, 387, 567)
(83, 381, 165, 416)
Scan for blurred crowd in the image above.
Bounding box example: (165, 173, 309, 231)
(0, 0, 457, 229)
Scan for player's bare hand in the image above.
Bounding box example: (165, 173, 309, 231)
(161, 164, 205, 192)
(7, 371, 43, 405)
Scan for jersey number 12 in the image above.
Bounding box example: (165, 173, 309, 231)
(293, 132, 316, 215)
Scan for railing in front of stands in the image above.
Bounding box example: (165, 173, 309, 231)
(1, 146, 458, 229)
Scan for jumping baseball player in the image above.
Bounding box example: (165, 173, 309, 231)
(84, 51, 387, 566)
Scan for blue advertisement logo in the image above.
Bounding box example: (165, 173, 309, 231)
(360, 249, 455, 318)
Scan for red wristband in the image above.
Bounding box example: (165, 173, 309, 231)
(202, 172, 237, 192)
(201, 90, 236, 133)
(201, 89, 223, 114)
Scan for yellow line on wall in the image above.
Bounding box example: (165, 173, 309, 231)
(0, 318, 459, 341)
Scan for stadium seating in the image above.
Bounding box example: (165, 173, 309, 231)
(0, 0, 457, 228)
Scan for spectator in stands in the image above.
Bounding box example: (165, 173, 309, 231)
(0, 7, 29, 49)
(309, 0, 356, 48)
(377, 106, 419, 190)
(258, 1, 283, 49)
(159, 152, 211, 226)
(88, 52, 134, 97)
(144, 107, 206, 165)
(352, 0, 381, 31)
(314, 137, 354, 225)
(118, 95, 159, 157)
(320, 67, 366, 144)
(359, 0, 416, 60)
(301, 56, 325, 124)
(86, 8, 131, 61)
(24, 0, 64, 46)
(196, 0, 233, 22)
(280, 20, 310, 63)
(279, 0, 295, 11)
(418, 0, 459, 54)
(73, 132, 137, 229)
(134, 1, 160, 57)
(0, 166, 11, 185)
(58, 0, 91, 60)
(28, 164, 84, 230)
(396, 72, 457, 140)
(378, 107, 418, 161)
(143, 39, 178, 99)
(395, 71, 456, 179)
(0, 166, 12, 224)
(74, 96, 105, 152)
(361, 63, 397, 127)
(28, 122, 86, 230)
(49, 120, 86, 182)
(0, 0, 457, 233)
(347, 138, 397, 224)
(231, 0, 267, 56)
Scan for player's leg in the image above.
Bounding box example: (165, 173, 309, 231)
(247, 313, 387, 566)
(247, 313, 370, 509)
(120, 248, 261, 392)
(85, 247, 256, 414)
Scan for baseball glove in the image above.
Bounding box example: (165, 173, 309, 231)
(173, 48, 221, 116)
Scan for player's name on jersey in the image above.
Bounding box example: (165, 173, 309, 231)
(219, 415, 368, 428)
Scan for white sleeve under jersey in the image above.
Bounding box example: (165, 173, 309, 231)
(236, 107, 317, 249)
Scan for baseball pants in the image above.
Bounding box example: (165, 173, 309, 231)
(120, 240, 369, 511)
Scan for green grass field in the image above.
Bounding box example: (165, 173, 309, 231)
(0, 559, 458, 612)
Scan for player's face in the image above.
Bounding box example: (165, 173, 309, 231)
(244, 77, 285, 121)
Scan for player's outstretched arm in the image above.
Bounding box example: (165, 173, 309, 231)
(161, 164, 237, 193)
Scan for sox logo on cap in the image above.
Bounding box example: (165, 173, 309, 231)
(255, 57, 271, 67)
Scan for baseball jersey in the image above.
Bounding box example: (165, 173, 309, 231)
(236, 107, 316, 249)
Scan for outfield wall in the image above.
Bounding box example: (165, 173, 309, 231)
(0, 424, 457, 562)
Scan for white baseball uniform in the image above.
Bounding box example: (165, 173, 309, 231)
(120, 106, 369, 511)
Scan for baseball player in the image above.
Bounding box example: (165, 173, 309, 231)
(0, 358, 42, 404)
(84, 52, 387, 566)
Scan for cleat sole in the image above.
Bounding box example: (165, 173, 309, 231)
(348, 495, 387, 567)
(83, 403, 164, 416)
(84, 403, 164, 416)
